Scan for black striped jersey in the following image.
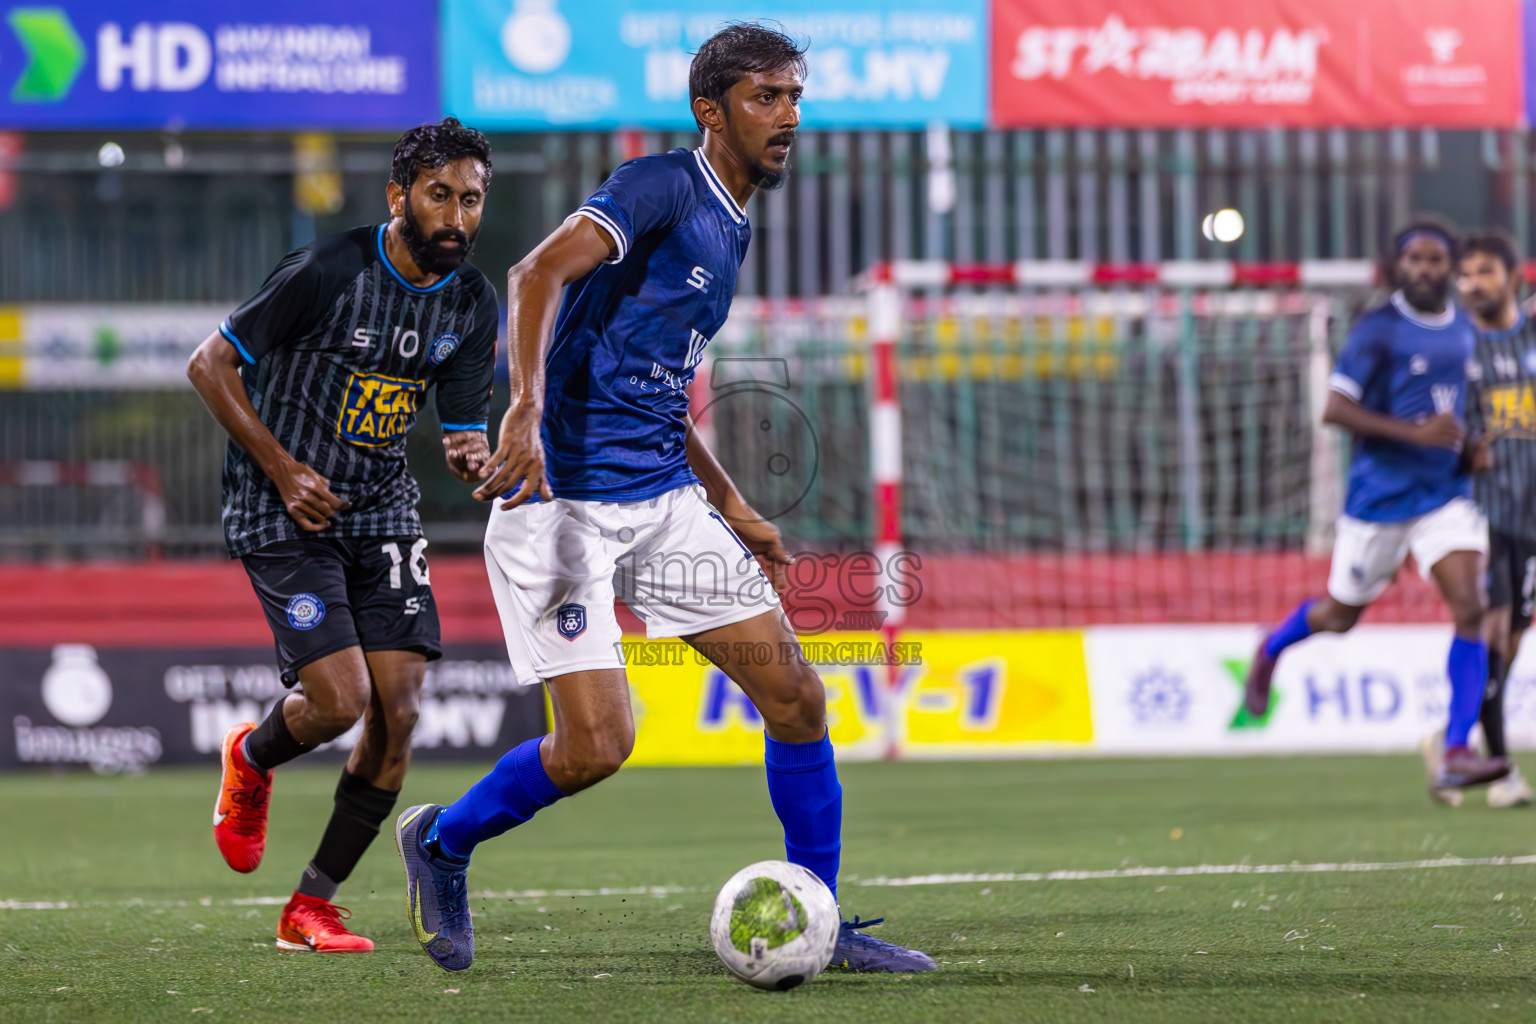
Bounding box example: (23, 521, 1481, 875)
(1468, 311, 1536, 540)
(217, 224, 498, 557)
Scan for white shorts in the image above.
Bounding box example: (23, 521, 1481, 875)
(483, 484, 782, 685)
(1326, 496, 1489, 606)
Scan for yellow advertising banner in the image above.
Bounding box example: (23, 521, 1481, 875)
(897, 630, 1093, 756)
(622, 630, 1092, 766)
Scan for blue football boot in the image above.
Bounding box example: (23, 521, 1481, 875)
(395, 804, 475, 971)
(830, 916, 937, 972)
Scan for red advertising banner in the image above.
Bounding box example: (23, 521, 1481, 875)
(991, 0, 1523, 127)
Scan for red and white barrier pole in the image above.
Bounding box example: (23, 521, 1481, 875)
(867, 274, 904, 758)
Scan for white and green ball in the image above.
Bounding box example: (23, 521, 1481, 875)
(709, 860, 839, 990)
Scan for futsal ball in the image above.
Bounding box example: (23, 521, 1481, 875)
(709, 860, 839, 991)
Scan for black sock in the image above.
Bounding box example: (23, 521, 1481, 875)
(1480, 654, 1510, 759)
(296, 770, 399, 900)
(243, 696, 311, 773)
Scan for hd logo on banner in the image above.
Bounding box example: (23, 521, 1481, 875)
(991, 0, 1522, 128)
(443, 0, 987, 129)
(1084, 624, 1536, 754)
(0, 1, 437, 129)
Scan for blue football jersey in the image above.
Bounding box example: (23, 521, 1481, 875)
(539, 148, 750, 500)
(1328, 291, 1476, 522)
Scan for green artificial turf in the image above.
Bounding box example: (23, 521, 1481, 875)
(2, 756, 1535, 1022)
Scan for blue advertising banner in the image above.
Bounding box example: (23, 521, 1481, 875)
(442, 0, 987, 129)
(0, 1, 438, 130)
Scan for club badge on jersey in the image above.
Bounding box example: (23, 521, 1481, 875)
(556, 603, 587, 641)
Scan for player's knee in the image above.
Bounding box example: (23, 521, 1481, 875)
(1314, 602, 1361, 633)
(1451, 605, 1485, 637)
(381, 688, 421, 738)
(756, 667, 827, 737)
(550, 722, 634, 788)
(308, 679, 371, 738)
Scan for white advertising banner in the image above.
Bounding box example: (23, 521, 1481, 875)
(1085, 624, 1536, 755)
(3, 304, 228, 389)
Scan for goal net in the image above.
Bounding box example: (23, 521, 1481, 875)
(700, 260, 1448, 629)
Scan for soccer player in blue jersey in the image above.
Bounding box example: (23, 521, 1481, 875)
(393, 24, 935, 974)
(1244, 220, 1508, 792)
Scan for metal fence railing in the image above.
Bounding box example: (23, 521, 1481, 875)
(0, 286, 1369, 563)
(1, 128, 1530, 303)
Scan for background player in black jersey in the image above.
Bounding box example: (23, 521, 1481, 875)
(186, 118, 501, 951)
(1452, 232, 1536, 808)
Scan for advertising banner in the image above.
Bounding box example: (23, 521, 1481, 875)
(0, 643, 546, 773)
(443, 0, 987, 129)
(623, 631, 1092, 766)
(1085, 625, 1536, 755)
(0, 1, 438, 130)
(991, 0, 1523, 128)
(0, 303, 225, 389)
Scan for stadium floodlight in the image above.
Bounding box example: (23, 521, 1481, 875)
(96, 142, 124, 168)
(1201, 208, 1245, 243)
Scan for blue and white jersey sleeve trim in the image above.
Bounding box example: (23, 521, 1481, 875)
(567, 207, 630, 264)
(1327, 372, 1364, 401)
(218, 319, 256, 365)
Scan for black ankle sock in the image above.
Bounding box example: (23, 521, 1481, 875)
(244, 696, 311, 773)
(1480, 654, 1510, 759)
(296, 863, 340, 902)
(298, 770, 400, 897)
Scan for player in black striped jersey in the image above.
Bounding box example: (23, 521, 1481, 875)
(1456, 231, 1535, 808)
(186, 118, 501, 949)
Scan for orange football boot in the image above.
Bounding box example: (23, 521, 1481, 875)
(275, 893, 375, 953)
(213, 723, 270, 873)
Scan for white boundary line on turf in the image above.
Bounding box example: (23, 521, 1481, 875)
(857, 854, 1536, 887)
(6, 855, 1536, 911)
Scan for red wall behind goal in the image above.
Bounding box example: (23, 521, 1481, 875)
(0, 553, 1448, 648)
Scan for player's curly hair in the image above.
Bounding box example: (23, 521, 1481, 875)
(391, 117, 492, 192)
(689, 22, 808, 133)
(1460, 229, 1520, 274)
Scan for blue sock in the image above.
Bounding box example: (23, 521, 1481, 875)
(1263, 599, 1317, 659)
(764, 732, 842, 902)
(1445, 635, 1489, 749)
(429, 737, 565, 861)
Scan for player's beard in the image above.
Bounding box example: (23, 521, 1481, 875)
(1400, 275, 1450, 312)
(401, 197, 474, 276)
(1466, 291, 1507, 322)
(749, 131, 796, 191)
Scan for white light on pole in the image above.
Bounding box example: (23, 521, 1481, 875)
(1202, 208, 1244, 243)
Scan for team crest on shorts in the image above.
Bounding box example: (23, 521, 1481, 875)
(286, 593, 326, 631)
(428, 332, 460, 366)
(556, 603, 586, 641)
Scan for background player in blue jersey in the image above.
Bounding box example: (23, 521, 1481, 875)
(394, 24, 934, 975)
(1243, 221, 1507, 792)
